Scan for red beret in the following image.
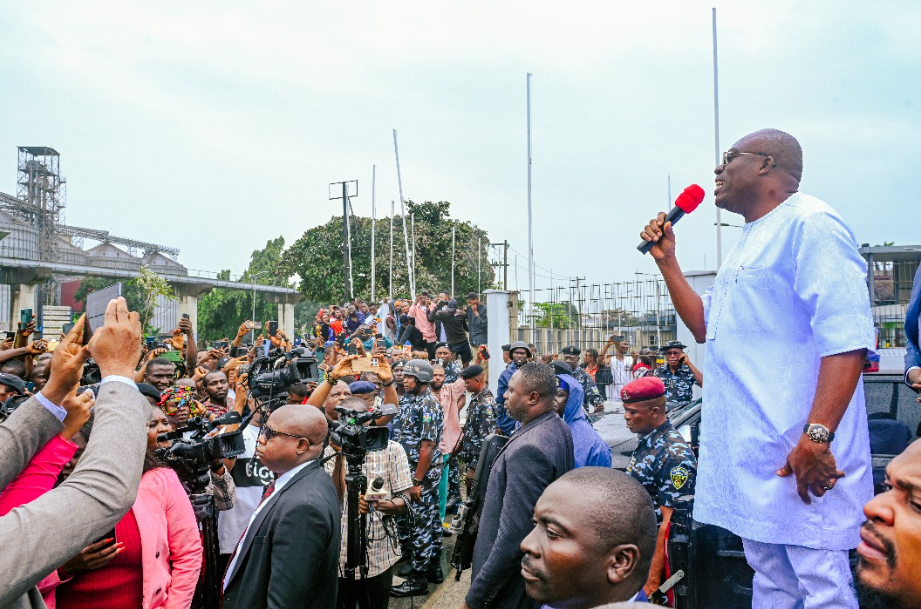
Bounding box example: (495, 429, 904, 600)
(621, 376, 665, 403)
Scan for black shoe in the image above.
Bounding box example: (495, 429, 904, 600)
(390, 576, 428, 597)
(442, 527, 453, 538)
(426, 566, 445, 584)
(396, 562, 413, 578)
(446, 496, 461, 513)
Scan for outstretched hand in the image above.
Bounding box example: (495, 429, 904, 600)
(42, 315, 92, 405)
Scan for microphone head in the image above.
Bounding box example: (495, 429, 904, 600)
(675, 184, 705, 214)
(371, 477, 385, 491)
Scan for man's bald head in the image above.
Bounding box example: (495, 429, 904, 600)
(738, 128, 803, 183)
(271, 405, 328, 446)
(521, 467, 657, 609)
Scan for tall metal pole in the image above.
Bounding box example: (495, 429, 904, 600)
(389, 201, 394, 300)
(713, 7, 722, 267)
(451, 226, 456, 295)
(251, 280, 257, 343)
(477, 237, 482, 293)
(503, 240, 509, 290)
(400, 200, 413, 300)
(371, 165, 377, 303)
(393, 129, 414, 298)
(411, 213, 417, 296)
(526, 72, 535, 328)
(655, 279, 662, 348)
(342, 181, 350, 302)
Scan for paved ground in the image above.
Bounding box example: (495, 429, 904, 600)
(389, 533, 470, 609)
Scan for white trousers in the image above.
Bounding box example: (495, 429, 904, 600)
(741, 538, 858, 609)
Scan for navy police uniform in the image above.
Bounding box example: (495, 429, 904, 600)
(653, 363, 698, 405)
(626, 420, 697, 523)
(393, 388, 444, 576)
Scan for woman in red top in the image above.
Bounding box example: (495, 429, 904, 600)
(56, 405, 202, 609)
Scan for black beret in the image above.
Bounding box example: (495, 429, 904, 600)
(459, 364, 484, 379)
(561, 346, 581, 356)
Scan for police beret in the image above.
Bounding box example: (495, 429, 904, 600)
(621, 376, 666, 403)
(662, 340, 687, 351)
(348, 380, 377, 395)
(435, 342, 453, 352)
(561, 346, 581, 356)
(550, 360, 573, 376)
(501, 344, 511, 352)
(459, 364, 484, 379)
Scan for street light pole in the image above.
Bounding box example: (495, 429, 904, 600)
(250, 270, 267, 343)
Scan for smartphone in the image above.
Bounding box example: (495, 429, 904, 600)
(181, 313, 190, 320)
(20, 309, 32, 327)
(4, 331, 15, 341)
(244, 321, 261, 330)
(145, 337, 158, 349)
(212, 341, 228, 349)
(268, 321, 278, 337)
(63, 323, 76, 337)
(479, 346, 491, 360)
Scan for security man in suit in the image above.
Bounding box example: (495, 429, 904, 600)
(462, 362, 574, 609)
(622, 376, 697, 600)
(222, 405, 340, 609)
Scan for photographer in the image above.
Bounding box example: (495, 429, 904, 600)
(0, 299, 150, 608)
(325, 395, 412, 609)
(428, 298, 472, 367)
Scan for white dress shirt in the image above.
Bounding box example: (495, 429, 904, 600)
(222, 458, 315, 590)
(693, 193, 875, 551)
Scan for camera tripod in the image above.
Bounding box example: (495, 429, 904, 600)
(342, 445, 370, 580)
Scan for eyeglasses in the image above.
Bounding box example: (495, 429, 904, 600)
(721, 150, 772, 166)
(259, 424, 307, 442)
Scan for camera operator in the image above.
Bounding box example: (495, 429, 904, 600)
(325, 395, 412, 609)
(0, 299, 150, 608)
(217, 372, 272, 572)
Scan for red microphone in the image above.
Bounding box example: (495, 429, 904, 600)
(637, 184, 705, 254)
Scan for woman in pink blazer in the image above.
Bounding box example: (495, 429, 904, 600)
(55, 404, 203, 609)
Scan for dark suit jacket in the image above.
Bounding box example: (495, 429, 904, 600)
(222, 460, 340, 609)
(905, 263, 921, 374)
(466, 410, 574, 609)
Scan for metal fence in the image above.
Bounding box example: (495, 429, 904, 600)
(514, 277, 676, 355)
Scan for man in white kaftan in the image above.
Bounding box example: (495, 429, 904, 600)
(639, 129, 874, 609)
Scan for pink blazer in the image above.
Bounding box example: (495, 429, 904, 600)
(0, 434, 78, 609)
(134, 467, 203, 609)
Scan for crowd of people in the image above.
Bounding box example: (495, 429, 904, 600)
(3, 126, 921, 609)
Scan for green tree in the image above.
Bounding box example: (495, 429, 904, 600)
(197, 237, 293, 341)
(281, 200, 494, 304)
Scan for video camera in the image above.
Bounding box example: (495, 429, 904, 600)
(156, 413, 246, 490)
(330, 404, 398, 455)
(248, 347, 318, 398)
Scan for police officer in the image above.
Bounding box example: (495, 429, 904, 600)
(622, 376, 697, 599)
(652, 340, 703, 409)
(560, 346, 605, 413)
(458, 364, 498, 492)
(391, 359, 445, 597)
(495, 341, 531, 435)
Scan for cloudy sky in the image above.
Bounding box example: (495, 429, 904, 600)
(1, 0, 918, 295)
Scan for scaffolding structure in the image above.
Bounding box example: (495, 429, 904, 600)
(516, 277, 677, 355)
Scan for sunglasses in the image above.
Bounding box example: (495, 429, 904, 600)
(260, 424, 307, 442)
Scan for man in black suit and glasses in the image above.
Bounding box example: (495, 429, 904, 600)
(222, 405, 340, 609)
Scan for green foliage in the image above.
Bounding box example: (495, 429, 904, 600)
(74, 271, 175, 335)
(130, 267, 178, 334)
(196, 238, 292, 341)
(534, 302, 579, 329)
(281, 200, 494, 304)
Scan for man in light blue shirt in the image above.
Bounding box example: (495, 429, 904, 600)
(640, 129, 874, 609)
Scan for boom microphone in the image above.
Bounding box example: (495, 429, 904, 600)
(636, 184, 705, 254)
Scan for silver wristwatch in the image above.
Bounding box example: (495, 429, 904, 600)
(803, 423, 835, 443)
